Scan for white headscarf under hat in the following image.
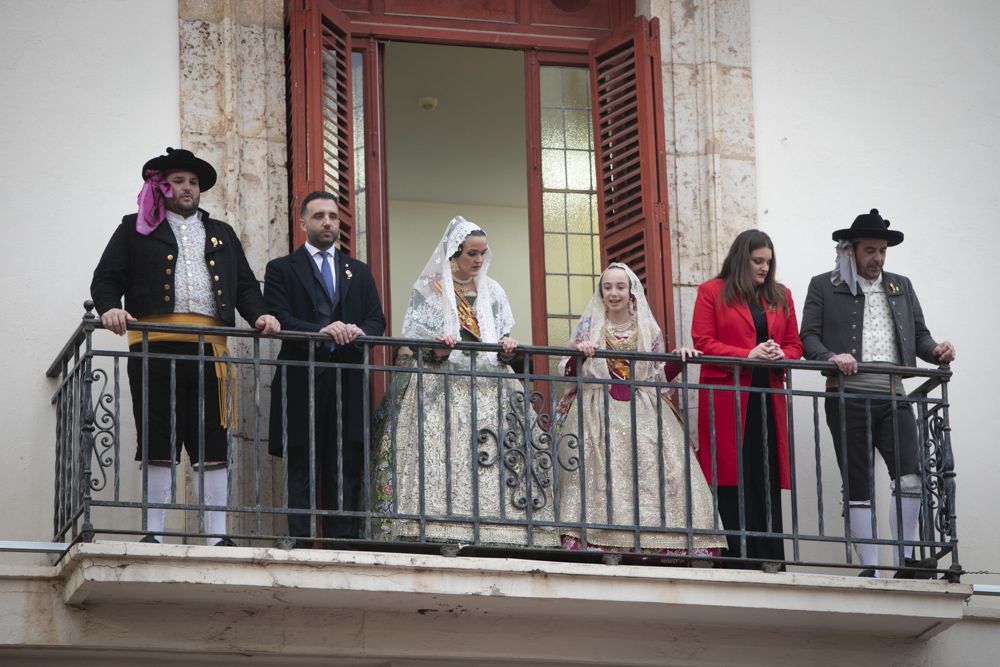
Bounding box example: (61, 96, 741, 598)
(830, 239, 860, 296)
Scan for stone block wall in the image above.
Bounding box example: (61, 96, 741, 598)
(638, 0, 757, 346)
(177, 0, 288, 541)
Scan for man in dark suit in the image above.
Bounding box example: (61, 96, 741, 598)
(264, 191, 386, 546)
(799, 209, 955, 578)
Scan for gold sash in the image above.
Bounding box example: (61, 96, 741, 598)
(127, 313, 235, 428)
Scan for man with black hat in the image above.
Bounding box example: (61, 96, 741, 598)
(91, 147, 280, 545)
(800, 208, 955, 578)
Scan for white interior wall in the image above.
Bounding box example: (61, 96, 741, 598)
(750, 0, 1000, 595)
(387, 200, 532, 341)
(0, 0, 180, 553)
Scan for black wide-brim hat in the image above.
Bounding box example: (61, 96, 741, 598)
(141, 147, 217, 192)
(832, 208, 903, 246)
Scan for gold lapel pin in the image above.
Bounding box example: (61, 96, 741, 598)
(210, 237, 219, 248)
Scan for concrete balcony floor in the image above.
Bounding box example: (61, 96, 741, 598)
(0, 542, 974, 665)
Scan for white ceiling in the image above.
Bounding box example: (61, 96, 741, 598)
(383, 42, 528, 209)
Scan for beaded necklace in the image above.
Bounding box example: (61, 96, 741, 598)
(603, 316, 637, 380)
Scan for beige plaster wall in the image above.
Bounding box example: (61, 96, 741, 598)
(0, 0, 182, 556)
(386, 200, 532, 341)
(750, 0, 1000, 610)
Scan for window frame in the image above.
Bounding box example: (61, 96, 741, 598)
(286, 1, 674, 348)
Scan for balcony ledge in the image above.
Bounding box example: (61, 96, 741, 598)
(58, 541, 970, 640)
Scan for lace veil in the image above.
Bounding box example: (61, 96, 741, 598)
(565, 262, 667, 384)
(400, 216, 515, 364)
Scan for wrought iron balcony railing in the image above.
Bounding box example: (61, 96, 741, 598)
(46, 303, 959, 580)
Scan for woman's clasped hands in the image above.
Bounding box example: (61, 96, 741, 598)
(748, 338, 784, 361)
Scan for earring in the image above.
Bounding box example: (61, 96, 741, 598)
(449, 257, 459, 272)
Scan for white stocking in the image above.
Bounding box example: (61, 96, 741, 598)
(889, 474, 922, 566)
(144, 464, 173, 542)
(194, 467, 229, 546)
(848, 505, 878, 572)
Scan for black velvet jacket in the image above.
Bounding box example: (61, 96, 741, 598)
(90, 210, 267, 327)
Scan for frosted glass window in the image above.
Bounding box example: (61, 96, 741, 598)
(540, 66, 600, 347)
(351, 52, 367, 262)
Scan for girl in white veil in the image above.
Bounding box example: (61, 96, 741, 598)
(556, 263, 725, 554)
(372, 217, 553, 546)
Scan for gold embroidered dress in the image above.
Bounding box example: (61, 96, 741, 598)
(556, 263, 725, 553)
(372, 217, 554, 546)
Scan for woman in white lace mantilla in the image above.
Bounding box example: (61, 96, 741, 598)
(555, 263, 725, 554)
(372, 216, 554, 546)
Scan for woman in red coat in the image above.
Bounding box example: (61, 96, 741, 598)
(691, 230, 802, 563)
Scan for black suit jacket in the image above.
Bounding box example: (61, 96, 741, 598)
(264, 246, 385, 454)
(90, 211, 267, 327)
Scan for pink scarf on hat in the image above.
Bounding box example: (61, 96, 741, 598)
(135, 170, 173, 236)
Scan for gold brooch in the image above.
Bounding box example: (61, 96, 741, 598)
(888, 282, 899, 293)
(345, 268, 353, 279)
(210, 237, 219, 248)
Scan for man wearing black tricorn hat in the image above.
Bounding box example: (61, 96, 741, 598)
(800, 209, 955, 578)
(91, 147, 280, 545)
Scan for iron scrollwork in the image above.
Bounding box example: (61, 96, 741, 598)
(923, 410, 955, 537)
(478, 388, 578, 511)
(88, 368, 119, 492)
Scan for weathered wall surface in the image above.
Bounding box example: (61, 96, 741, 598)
(638, 0, 757, 344)
(176, 0, 288, 538)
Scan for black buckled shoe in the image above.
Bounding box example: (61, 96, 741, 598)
(215, 538, 237, 547)
(894, 556, 938, 579)
(139, 534, 161, 544)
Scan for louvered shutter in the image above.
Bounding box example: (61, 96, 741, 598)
(589, 17, 675, 342)
(286, 0, 356, 254)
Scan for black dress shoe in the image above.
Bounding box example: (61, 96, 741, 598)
(894, 556, 939, 579)
(139, 534, 161, 544)
(215, 538, 237, 547)
(858, 568, 876, 577)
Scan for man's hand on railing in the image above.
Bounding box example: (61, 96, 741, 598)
(933, 340, 956, 364)
(254, 314, 281, 336)
(829, 352, 859, 375)
(321, 321, 364, 345)
(100, 308, 137, 336)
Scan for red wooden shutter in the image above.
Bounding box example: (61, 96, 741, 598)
(589, 17, 675, 345)
(285, 0, 356, 254)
